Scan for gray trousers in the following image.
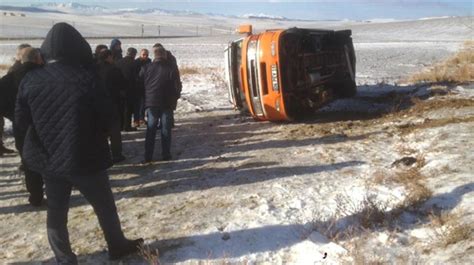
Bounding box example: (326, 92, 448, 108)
(44, 170, 126, 264)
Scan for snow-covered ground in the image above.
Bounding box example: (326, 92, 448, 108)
(0, 11, 473, 264)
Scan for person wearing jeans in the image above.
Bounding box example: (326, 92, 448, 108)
(145, 108, 172, 162)
(139, 45, 180, 163)
(135, 49, 151, 127)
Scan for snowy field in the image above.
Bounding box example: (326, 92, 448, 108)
(0, 9, 473, 265)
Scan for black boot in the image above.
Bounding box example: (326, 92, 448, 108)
(112, 154, 126, 164)
(109, 238, 144, 260)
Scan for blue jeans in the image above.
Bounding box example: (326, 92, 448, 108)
(145, 107, 172, 161)
(44, 171, 127, 264)
(135, 96, 144, 122)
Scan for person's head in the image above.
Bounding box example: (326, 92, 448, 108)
(153, 43, 169, 60)
(98, 49, 113, 64)
(41, 22, 93, 66)
(153, 46, 166, 60)
(15, 43, 32, 61)
(95, 44, 108, 55)
(21, 47, 43, 65)
(110, 38, 122, 51)
(139, 49, 149, 61)
(126, 47, 137, 58)
(152, 43, 163, 49)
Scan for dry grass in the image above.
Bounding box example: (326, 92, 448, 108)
(409, 41, 474, 84)
(379, 96, 474, 124)
(0, 64, 11, 71)
(392, 154, 432, 208)
(180, 66, 227, 88)
(312, 193, 391, 242)
(383, 96, 474, 134)
(400, 97, 474, 116)
(398, 116, 474, 135)
(430, 210, 472, 247)
(313, 157, 432, 239)
(297, 93, 473, 139)
(180, 66, 200, 75)
(440, 222, 472, 247)
(335, 194, 389, 229)
(312, 182, 430, 263)
(404, 182, 432, 208)
(138, 243, 160, 265)
(344, 236, 387, 265)
(372, 170, 388, 185)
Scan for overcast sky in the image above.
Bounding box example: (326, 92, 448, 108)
(2, 1, 472, 20)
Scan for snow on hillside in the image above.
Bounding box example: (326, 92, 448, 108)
(0, 12, 473, 265)
(418, 16, 453, 20)
(241, 13, 288, 21)
(31, 2, 107, 14)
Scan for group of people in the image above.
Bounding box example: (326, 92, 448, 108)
(0, 22, 182, 263)
(94, 35, 182, 163)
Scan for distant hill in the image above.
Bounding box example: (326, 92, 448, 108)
(28, 2, 204, 16)
(2, 2, 309, 21)
(31, 2, 106, 14)
(241, 13, 289, 21)
(114, 7, 202, 16)
(0, 5, 64, 14)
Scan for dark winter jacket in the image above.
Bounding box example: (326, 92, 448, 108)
(14, 22, 114, 177)
(97, 61, 127, 107)
(139, 59, 180, 110)
(116, 55, 139, 99)
(0, 62, 42, 120)
(0, 74, 15, 120)
(7, 60, 22, 74)
(135, 57, 151, 97)
(165, 51, 182, 109)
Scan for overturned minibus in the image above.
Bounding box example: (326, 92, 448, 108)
(224, 25, 356, 121)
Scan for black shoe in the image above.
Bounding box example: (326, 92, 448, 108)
(161, 155, 172, 161)
(109, 238, 144, 260)
(141, 159, 152, 165)
(0, 145, 15, 155)
(28, 196, 43, 207)
(113, 154, 126, 164)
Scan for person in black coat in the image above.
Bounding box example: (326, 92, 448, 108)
(0, 47, 45, 206)
(152, 43, 182, 127)
(116, 47, 138, 131)
(97, 49, 127, 162)
(14, 23, 142, 264)
(0, 48, 43, 121)
(140, 46, 180, 162)
(0, 43, 31, 156)
(135, 48, 151, 126)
